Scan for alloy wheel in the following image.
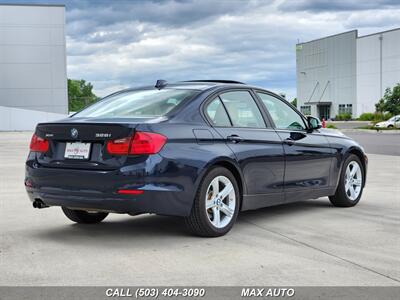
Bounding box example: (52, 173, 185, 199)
(205, 176, 236, 228)
(344, 161, 362, 201)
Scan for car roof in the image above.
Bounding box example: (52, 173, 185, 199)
(166, 81, 279, 96)
(144, 80, 266, 91)
(160, 80, 244, 90)
(106, 80, 276, 98)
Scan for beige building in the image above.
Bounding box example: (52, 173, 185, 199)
(0, 3, 67, 130)
(296, 28, 400, 119)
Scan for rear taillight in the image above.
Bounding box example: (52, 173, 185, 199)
(106, 131, 167, 155)
(106, 137, 131, 155)
(130, 131, 167, 154)
(29, 134, 49, 153)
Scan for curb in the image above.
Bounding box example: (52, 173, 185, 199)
(339, 129, 400, 134)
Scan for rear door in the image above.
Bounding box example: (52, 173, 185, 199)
(204, 90, 285, 208)
(255, 92, 334, 201)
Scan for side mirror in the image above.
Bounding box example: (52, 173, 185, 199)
(307, 116, 322, 130)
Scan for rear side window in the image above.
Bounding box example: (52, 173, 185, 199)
(219, 91, 265, 128)
(206, 98, 231, 127)
(73, 89, 198, 118)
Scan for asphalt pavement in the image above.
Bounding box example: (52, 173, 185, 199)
(344, 131, 400, 156)
(0, 132, 399, 286)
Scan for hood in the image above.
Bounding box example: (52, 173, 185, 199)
(318, 128, 349, 138)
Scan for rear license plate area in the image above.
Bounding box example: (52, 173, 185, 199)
(64, 142, 91, 160)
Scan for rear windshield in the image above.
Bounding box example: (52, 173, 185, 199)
(73, 89, 199, 118)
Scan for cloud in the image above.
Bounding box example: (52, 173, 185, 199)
(48, 0, 399, 100)
(345, 9, 400, 30)
(278, 0, 400, 12)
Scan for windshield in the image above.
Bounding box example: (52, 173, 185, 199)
(73, 89, 199, 118)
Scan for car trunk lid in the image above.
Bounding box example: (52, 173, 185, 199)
(34, 122, 136, 170)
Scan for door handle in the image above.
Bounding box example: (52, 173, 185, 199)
(284, 138, 295, 146)
(227, 135, 244, 143)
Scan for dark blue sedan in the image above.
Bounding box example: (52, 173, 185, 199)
(25, 80, 367, 236)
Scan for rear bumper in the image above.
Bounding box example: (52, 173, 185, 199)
(26, 188, 189, 216)
(25, 156, 196, 217)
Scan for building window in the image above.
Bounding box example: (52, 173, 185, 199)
(338, 104, 352, 115)
(300, 105, 311, 115)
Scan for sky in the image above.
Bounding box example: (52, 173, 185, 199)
(4, 0, 400, 99)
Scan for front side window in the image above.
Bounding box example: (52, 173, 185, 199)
(257, 92, 306, 131)
(206, 98, 231, 127)
(219, 91, 265, 128)
(73, 89, 198, 118)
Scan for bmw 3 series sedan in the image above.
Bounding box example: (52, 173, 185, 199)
(25, 80, 367, 237)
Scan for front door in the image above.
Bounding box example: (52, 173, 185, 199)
(204, 90, 285, 208)
(276, 130, 334, 201)
(255, 92, 334, 202)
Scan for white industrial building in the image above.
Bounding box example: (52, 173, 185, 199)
(0, 3, 67, 130)
(296, 28, 400, 119)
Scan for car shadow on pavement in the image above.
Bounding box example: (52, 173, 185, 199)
(32, 199, 331, 245)
(238, 198, 331, 222)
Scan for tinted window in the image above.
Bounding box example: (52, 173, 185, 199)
(73, 89, 198, 118)
(206, 98, 231, 127)
(257, 92, 306, 130)
(219, 91, 265, 128)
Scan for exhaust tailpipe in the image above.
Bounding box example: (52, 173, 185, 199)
(33, 199, 48, 209)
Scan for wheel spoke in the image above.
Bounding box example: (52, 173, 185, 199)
(345, 182, 350, 192)
(212, 207, 220, 227)
(219, 182, 233, 200)
(211, 177, 219, 194)
(350, 163, 359, 177)
(206, 200, 215, 209)
(345, 167, 351, 179)
(349, 186, 356, 199)
(353, 178, 362, 186)
(220, 203, 234, 218)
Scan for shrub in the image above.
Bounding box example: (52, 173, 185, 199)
(358, 112, 392, 122)
(370, 112, 392, 124)
(335, 113, 352, 121)
(385, 112, 392, 120)
(326, 124, 337, 129)
(358, 113, 375, 121)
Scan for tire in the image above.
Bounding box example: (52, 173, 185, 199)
(388, 125, 394, 128)
(62, 207, 108, 224)
(329, 154, 364, 207)
(185, 166, 240, 237)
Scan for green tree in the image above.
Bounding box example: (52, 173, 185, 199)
(375, 84, 400, 115)
(68, 79, 99, 112)
(291, 97, 297, 108)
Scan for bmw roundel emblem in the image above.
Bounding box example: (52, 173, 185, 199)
(71, 128, 79, 139)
